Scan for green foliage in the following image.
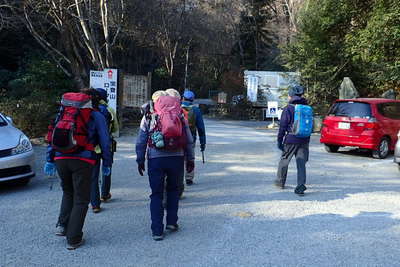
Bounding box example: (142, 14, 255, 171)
(0, 55, 74, 137)
(5, 57, 74, 99)
(282, 0, 400, 108)
(0, 92, 59, 138)
(347, 0, 400, 93)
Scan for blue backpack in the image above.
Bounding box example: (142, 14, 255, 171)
(291, 104, 313, 138)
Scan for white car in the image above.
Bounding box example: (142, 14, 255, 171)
(0, 113, 35, 185)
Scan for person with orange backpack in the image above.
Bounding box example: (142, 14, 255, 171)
(44, 89, 112, 250)
(136, 94, 194, 241)
(181, 90, 206, 186)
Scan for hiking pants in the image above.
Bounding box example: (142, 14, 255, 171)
(185, 144, 196, 182)
(101, 151, 114, 198)
(148, 156, 184, 236)
(55, 159, 93, 245)
(276, 143, 309, 187)
(90, 154, 101, 208)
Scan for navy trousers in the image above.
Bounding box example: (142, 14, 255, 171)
(148, 156, 184, 236)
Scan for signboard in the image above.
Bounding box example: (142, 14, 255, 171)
(244, 70, 300, 108)
(123, 75, 149, 107)
(267, 101, 279, 118)
(247, 76, 258, 102)
(90, 69, 118, 112)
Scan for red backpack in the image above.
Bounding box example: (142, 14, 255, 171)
(149, 95, 187, 150)
(47, 92, 94, 153)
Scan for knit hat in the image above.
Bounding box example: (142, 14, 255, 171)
(288, 85, 305, 97)
(151, 90, 167, 101)
(165, 88, 181, 99)
(183, 90, 195, 101)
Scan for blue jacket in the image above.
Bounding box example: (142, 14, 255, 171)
(278, 96, 310, 145)
(181, 101, 206, 145)
(47, 111, 112, 167)
(135, 116, 195, 165)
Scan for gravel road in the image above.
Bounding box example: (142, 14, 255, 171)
(1, 118, 400, 267)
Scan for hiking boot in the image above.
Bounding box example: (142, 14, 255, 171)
(92, 206, 101, 213)
(152, 234, 164, 241)
(294, 184, 307, 196)
(166, 224, 179, 232)
(186, 179, 193, 186)
(100, 193, 112, 202)
(55, 225, 66, 236)
(67, 239, 85, 250)
(274, 180, 285, 189)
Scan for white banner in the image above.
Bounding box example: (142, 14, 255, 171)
(90, 69, 118, 112)
(247, 76, 258, 102)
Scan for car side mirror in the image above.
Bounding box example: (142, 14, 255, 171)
(6, 116, 13, 124)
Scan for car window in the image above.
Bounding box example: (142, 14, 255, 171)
(0, 115, 7, 127)
(328, 102, 372, 118)
(377, 102, 400, 120)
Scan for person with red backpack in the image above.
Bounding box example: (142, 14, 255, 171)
(136, 94, 194, 241)
(44, 89, 112, 250)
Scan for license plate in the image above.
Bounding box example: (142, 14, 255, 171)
(338, 122, 350, 129)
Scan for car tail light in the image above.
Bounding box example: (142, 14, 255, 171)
(365, 117, 377, 130)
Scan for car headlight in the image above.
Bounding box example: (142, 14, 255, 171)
(11, 134, 33, 155)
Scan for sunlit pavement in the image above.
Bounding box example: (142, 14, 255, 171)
(2, 118, 400, 266)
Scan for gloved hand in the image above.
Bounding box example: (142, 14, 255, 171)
(44, 162, 57, 177)
(277, 142, 284, 151)
(200, 144, 206, 152)
(102, 166, 111, 176)
(186, 160, 195, 173)
(138, 162, 145, 176)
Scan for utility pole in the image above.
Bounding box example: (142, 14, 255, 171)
(184, 41, 191, 89)
(184, 42, 190, 90)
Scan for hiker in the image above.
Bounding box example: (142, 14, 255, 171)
(44, 90, 112, 250)
(136, 93, 194, 241)
(89, 88, 119, 213)
(275, 85, 313, 196)
(181, 90, 206, 185)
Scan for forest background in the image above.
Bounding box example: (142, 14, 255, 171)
(0, 0, 399, 136)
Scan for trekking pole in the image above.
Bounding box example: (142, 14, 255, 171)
(202, 151, 205, 164)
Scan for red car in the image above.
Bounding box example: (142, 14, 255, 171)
(320, 98, 400, 159)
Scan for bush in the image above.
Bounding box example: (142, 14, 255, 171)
(0, 93, 59, 138)
(0, 55, 75, 138)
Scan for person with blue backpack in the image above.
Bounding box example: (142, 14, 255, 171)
(275, 85, 313, 196)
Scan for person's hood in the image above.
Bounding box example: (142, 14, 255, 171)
(289, 96, 308, 105)
(0, 124, 22, 150)
(99, 99, 108, 106)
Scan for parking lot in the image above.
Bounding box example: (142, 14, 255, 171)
(1, 118, 400, 267)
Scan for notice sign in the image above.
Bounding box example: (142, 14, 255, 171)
(267, 101, 278, 118)
(90, 69, 118, 112)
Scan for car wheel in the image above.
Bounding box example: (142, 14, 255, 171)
(372, 138, 390, 159)
(325, 144, 339, 153)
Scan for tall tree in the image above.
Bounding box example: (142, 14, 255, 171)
(2, 0, 125, 87)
